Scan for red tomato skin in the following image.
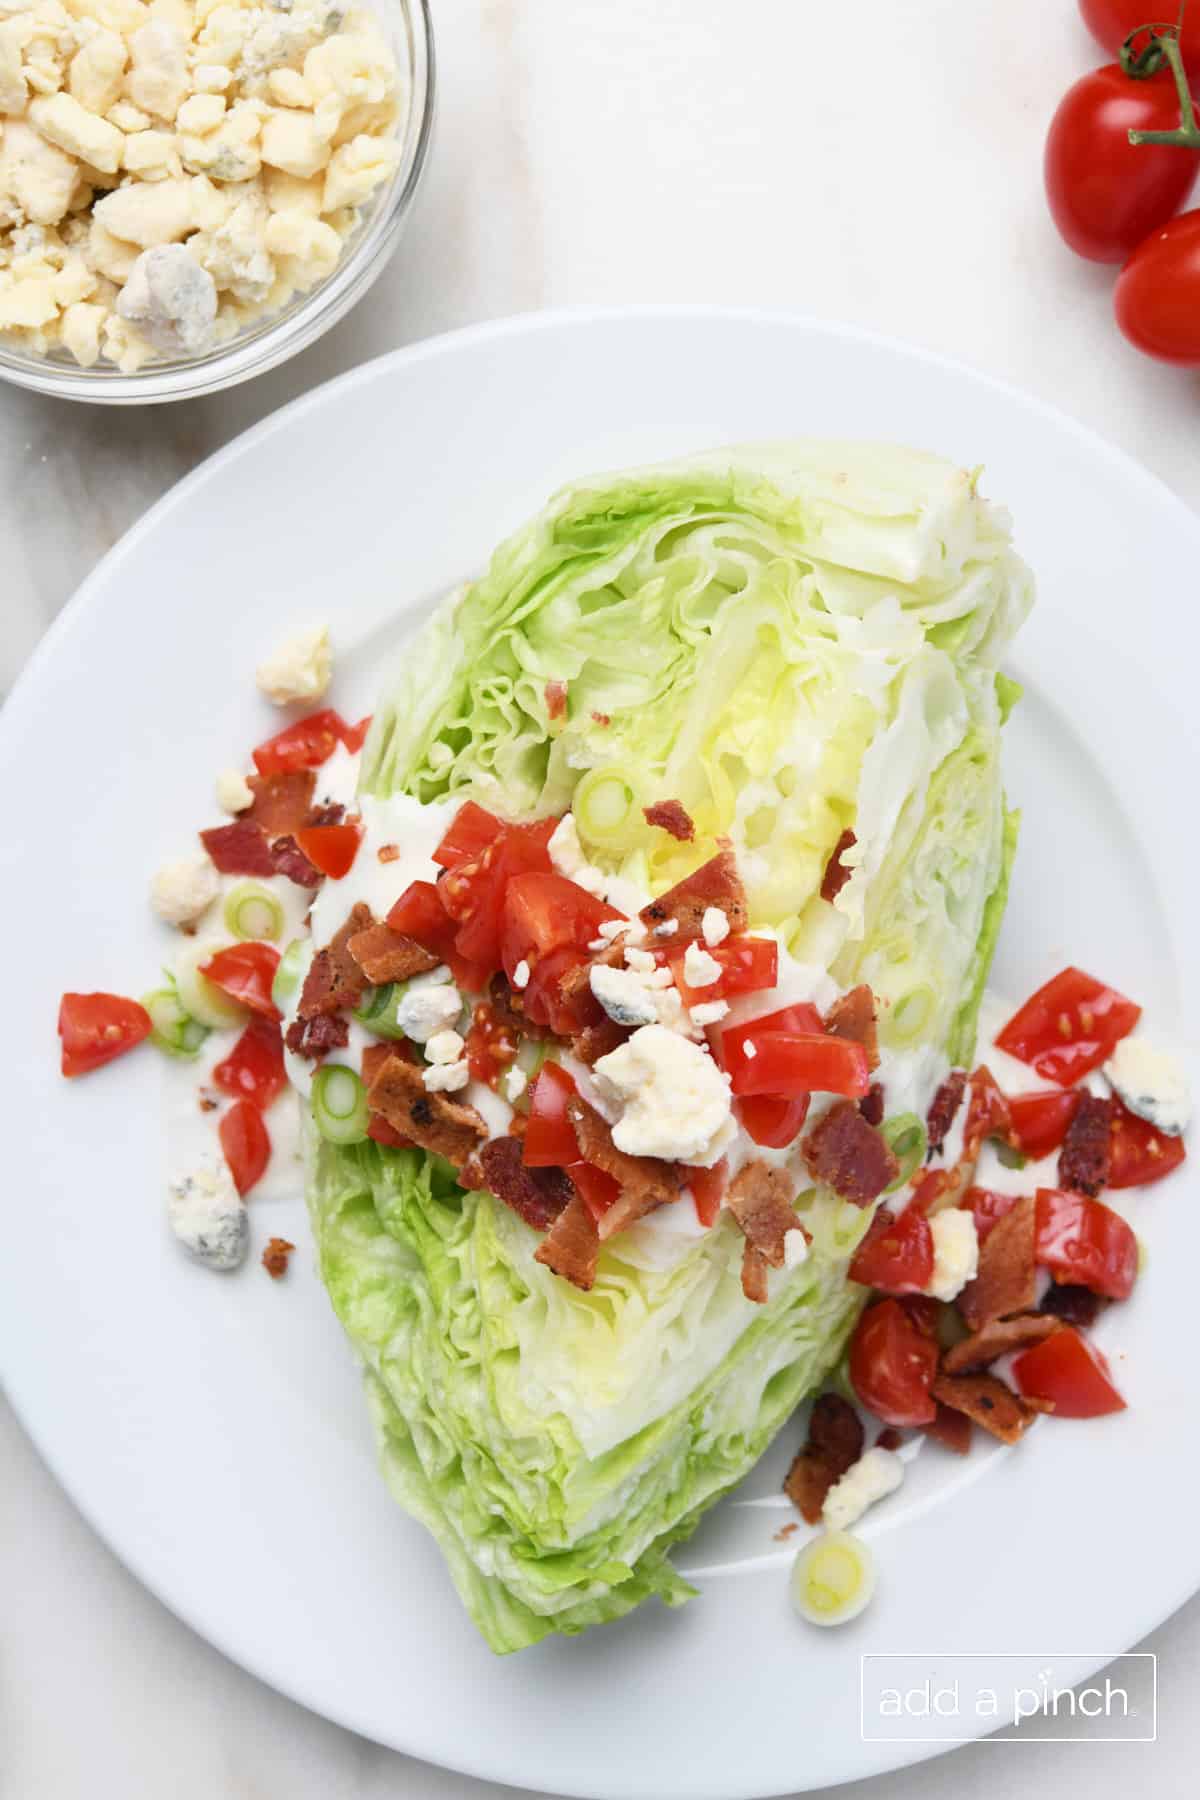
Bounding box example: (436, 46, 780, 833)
(718, 1003, 823, 1089)
(1079, 0, 1200, 74)
(200, 943, 281, 1019)
(849, 1205, 935, 1295)
(499, 871, 620, 982)
(522, 1063, 580, 1167)
(849, 1298, 939, 1427)
(1116, 209, 1200, 363)
(1045, 66, 1198, 263)
(212, 1018, 287, 1109)
(686, 1158, 728, 1227)
(341, 715, 372, 754)
(670, 936, 778, 1006)
(219, 1099, 271, 1196)
(1013, 1325, 1126, 1417)
(735, 1092, 811, 1149)
(570, 1161, 621, 1222)
(961, 1185, 1020, 1244)
(962, 1066, 1013, 1155)
(1035, 1188, 1138, 1299)
(1108, 1096, 1188, 1187)
(995, 966, 1141, 1085)
(294, 822, 361, 880)
(252, 709, 349, 777)
(729, 1030, 869, 1100)
(58, 992, 152, 1077)
(432, 801, 506, 869)
(1008, 1089, 1082, 1161)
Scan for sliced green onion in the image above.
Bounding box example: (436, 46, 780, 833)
(889, 983, 935, 1046)
(271, 938, 311, 1012)
(174, 941, 247, 1028)
(574, 766, 640, 845)
(882, 1113, 928, 1191)
(142, 984, 209, 1060)
(353, 982, 410, 1039)
(790, 1531, 876, 1627)
(995, 1140, 1028, 1171)
(223, 881, 285, 943)
(312, 1065, 370, 1145)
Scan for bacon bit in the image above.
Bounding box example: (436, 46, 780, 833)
(299, 904, 374, 1019)
(200, 820, 277, 877)
(545, 679, 568, 722)
(488, 972, 532, 1037)
(900, 1294, 942, 1338)
(591, 711, 611, 727)
(198, 1094, 218, 1113)
(958, 1194, 1037, 1330)
(534, 1193, 599, 1290)
(802, 1099, 899, 1205)
(362, 1042, 416, 1148)
(783, 1393, 865, 1523)
(774, 1521, 799, 1543)
(245, 769, 317, 838)
(643, 800, 696, 842)
(931, 1371, 1051, 1444)
(727, 1161, 799, 1271)
(823, 984, 879, 1070)
(942, 1313, 1061, 1374)
(1039, 1281, 1108, 1328)
(920, 1402, 973, 1455)
(962, 1066, 1012, 1159)
(559, 941, 625, 1009)
(741, 1242, 770, 1303)
(639, 850, 748, 939)
(270, 834, 321, 888)
(571, 1018, 629, 1066)
(364, 1052, 486, 1169)
(926, 1070, 967, 1157)
(284, 1012, 350, 1061)
(859, 1082, 885, 1127)
(306, 802, 347, 829)
(565, 1097, 679, 1237)
(471, 1136, 572, 1231)
(347, 921, 439, 985)
(378, 843, 401, 863)
(1057, 1092, 1113, 1197)
(820, 828, 857, 903)
(876, 1426, 903, 1452)
(262, 1237, 295, 1279)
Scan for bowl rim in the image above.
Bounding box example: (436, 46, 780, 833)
(0, 0, 436, 406)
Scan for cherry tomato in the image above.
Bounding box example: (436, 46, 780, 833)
(718, 1003, 823, 1090)
(212, 1017, 287, 1109)
(1035, 1188, 1138, 1299)
(994, 966, 1140, 1085)
(219, 1099, 271, 1196)
(1012, 1325, 1126, 1417)
(58, 991, 152, 1077)
(1045, 65, 1198, 262)
(686, 1158, 728, 1227)
(1008, 1088, 1082, 1160)
(200, 943, 281, 1019)
(1108, 1095, 1187, 1187)
(252, 709, 355, 777)
(848, 1297, 939, 1427)
(1115, 208, 1200, 362)
(499, 871, 620, 981)
(669, 935, 778, 1006)
(1079, 0, 1200, 75)
(432, 801, 506, 869)
(849, 1205, 935, 1295)
(445, 821, 560, 972)
(388, 880, 457, 958)
(294, 822, 361, 880)
(961, 1185, 1020, 1244)
(522, 1063, 580, 1167)
(729, 1030, 869, 1100)
(341, 715, 372, 754)
(735, 1093, 811, 1150)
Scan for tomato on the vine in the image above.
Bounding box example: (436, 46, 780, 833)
(1079, 0, 1200, 75)
(1045, 65, 1198, 262)
(1115, 208, 1200, 361)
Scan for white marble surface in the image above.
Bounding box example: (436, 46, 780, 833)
(4, 1, 1199, 1795)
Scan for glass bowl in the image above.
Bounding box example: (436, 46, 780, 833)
(0, 0, 433, 405)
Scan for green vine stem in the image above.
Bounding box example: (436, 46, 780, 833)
(1125, 25, 1200, 146)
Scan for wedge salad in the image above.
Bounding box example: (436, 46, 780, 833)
(58, 442, 1191, 1652)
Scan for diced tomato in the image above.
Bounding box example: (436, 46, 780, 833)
(570, 1160, 621, 1222)
(1008, 1088, 1082, 1161)
(341, 715, 372, 754)
(670, 935, 779, 1006)
(961, 1185, 1020, 1243)
(200, 943, 281, 1019)
(522, 1063, 580, 1167)
(520, 944, 599, 1036)
(922, 1403, 973, 1455)
(1013, 1326, 1126, 1418)
(463, 1002, 518, 1086)
(1035, 1187, 1138, 1300)
(219, 1099, 271, 1196)
(500, 871, 621, 985)
(730, 1030, 869, 1100)
(212, 1017, 286, 1109)
(1108, 1097, 1187, 1189)
(388, 880, 457, 957)
(849, 1205, 935, 1295)
(445, 821, 561, 973)
(432, 801, 506, 869)
(58, 991, 152, 1078)
(995, 967, 1141, 1085)
(848, 1297, 939, 1427)
(251, 709, 351, 777)
(718, 1003, 823, 1089)
(687, 1158, 729, 1227)
(294, 822, 361, 880)
(962, 1066, 1013, 1155)
(735, 1093, 811, 1149)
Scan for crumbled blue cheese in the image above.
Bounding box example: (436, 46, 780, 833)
(422, 1059, 470, 1094)
(683, 941, 722, 989)
(701, 906, 730, 947)
(255, 623, 332, 705)
(425, 1029, 465, 1065)
(216, 767, 254, 814)
(590, 964, 660, 1028)
(151, 854, 220, 926)
(593, 1024, 735, 1166)
(396, 979, 461, 1043)
(822, 1447, 904, 1533)
(690, 999, 729, 1028)
(926, 1209, 979, 1301)
(1104, 1037, 1192, 1137)
(168, 1161, 248, 1270)
(116, 244, 217, 356)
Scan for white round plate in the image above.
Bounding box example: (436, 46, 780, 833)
(2, 309, 1198, 1800)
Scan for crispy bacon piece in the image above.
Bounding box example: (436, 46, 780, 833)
(823, 983, 879, 1071)
(307, 802, 347, 829)
(347, 921, 439, 985)
(360, 1041, 414, 1146)
(876, 1427, 903, 1452)
(570, 1019, 628, 1066)
(741, 1244, 770, 1304)
(470, 1136, 572, 1231)
(926, 1070, 967, 1157)
(488, 971, 530, 1036)
(377, 842, 401, 863)
(859, 1082, 885, 1127)
(566, 1097, 679, 1237)
(921, 1402, 973, 1456)
(962, 1065, 1012, 1159)
(270, 834, 321, 887)
(545, 679, 568, 721)
(639, 850, 748, 940)
(958, 1194, 1037, 1331)
(534, 1193, 599, 1290)
(931, 1371, 1051, 1445)
(1039, 1281, 1108, 1328)
(200, 820, 277, 877)
(727, 1160, 798, 1270)
(820, 828, 857, 903)
(284, 1012, 350, 1061)
(245, 769, 316, 838)
(783, 1393, 865, 1524)
(802, 1099, 898, 1205)
(643, 800, 695, 842)
(1057, 1092, 1113, 1197)
(261, 1236, 295, 1279)
(364, 1052, 486, 1169)
(942, 1313, 1061, 1374)
(559, 942, 624, 1008)
(298, 904, 373, 1020)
